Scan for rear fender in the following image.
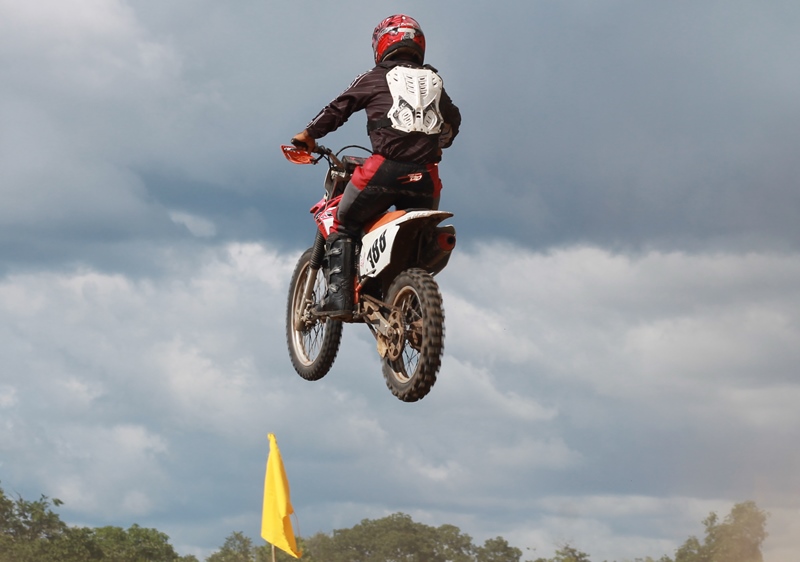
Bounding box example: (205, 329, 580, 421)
(358, 210, 454, 279)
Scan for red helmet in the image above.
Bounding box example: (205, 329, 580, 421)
(372, 14, 426, 64)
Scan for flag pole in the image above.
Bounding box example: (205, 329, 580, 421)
(272, 544, 276, 562)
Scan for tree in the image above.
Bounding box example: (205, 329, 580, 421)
(529, 543, 590, 562)
(207, 531, 256, 562)
(327, 512, 442, 562)
(434, 523, 476, 562)
(206, 503, 770, 562)
(707, 501, 768, 562)
(0, 485, 89, 562)
(94, 524, 188, 562)
(476, 536, 522, 562)
(299, 532, 335, 562)
(268, 512, 480, 562)
(552, 545, 591, 562)
(0, 487, 66, 543)
(672, 501, 768, 562)
(0, 483, 195, 562)
(673, 535, 706, 562)
(259, 536, 314, 562)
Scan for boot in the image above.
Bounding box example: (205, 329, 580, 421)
(318, 233, 354, 318)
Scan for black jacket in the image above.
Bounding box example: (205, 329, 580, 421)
(305, 60, 461, 164)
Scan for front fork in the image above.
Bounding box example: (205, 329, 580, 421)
(295, 231, 326, 331)
(300, 231, 403, 359)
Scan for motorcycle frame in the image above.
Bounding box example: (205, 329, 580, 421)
(286, 145, 455, 340)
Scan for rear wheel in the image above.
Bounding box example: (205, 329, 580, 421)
(286, 248, 342, 380)
(382, 268, 444, 402)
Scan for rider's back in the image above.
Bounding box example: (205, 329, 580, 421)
(304, 59, 460, 165)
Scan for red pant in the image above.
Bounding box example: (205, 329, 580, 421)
(333, 155, 442, 236)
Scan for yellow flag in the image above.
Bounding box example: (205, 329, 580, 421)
(261, 433, 302, 558)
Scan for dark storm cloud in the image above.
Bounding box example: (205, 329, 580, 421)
(5, 1, 799, 274)
(442, 2, 800, 251)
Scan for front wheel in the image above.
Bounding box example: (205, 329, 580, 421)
(382, 268, 444, 402)
(286, 248, 343, 381)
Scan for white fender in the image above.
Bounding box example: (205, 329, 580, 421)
(359, 210, 454, 278)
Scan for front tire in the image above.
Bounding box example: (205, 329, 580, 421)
(382, 268, 444, 402)
(286, 248, 343, 381)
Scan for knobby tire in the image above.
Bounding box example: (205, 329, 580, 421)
(285, 248, 342, 381)
(382, 268, 444, 402)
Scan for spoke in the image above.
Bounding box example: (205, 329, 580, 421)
(394, 288, 422, 377)
(407, 319, 423, 349)
(294, 268, 328, 364)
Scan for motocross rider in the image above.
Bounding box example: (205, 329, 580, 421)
(292, 14, 461, 319)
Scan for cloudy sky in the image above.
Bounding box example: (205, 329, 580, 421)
(2, 1, 799, 560)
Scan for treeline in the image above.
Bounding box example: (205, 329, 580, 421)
(1, 483, 768, 562)
(211, 503, 768, 562)
(0, 485, 198, 562)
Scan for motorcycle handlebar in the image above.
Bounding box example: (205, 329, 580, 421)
(290, 138, 332, 157)
(312, 144, 344, 170)
(284, 141, 367, 171)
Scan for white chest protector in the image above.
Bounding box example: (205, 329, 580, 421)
(385, 66, 444, 135)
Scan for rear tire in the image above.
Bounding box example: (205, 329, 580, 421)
(382, 268, 444, 402)
(286, 248, 342, 381)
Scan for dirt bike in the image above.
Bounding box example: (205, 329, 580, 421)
(281, 143, 456, 402)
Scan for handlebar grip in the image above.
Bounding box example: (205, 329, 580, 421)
(290, 138, 330, 156)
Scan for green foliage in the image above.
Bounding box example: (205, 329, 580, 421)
(207, 531, 256, 562)
(476, 536, 522, 562)
(2, 482, 770, 562)
(205, 532, 312, 562)
(672, 501, 768, 562)
(225, 505, 764, 562)
(0, 485, 81, 562)
(673, 535, 705, 562)
(552, 544, 591, 562)
(315, 512, 441, 562)
(435, 523, 477, 562)
(93, 524, 188, 562)
(0, 486, 66, 542)
(530, 543, 591, 562)
(224, 513, 518, 562)
(0, 483, 195, 562)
